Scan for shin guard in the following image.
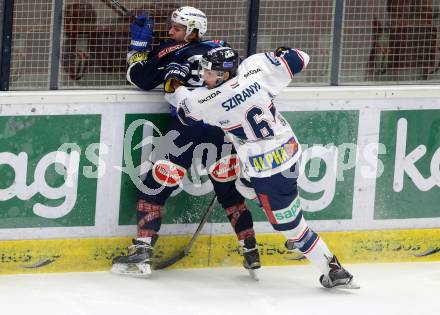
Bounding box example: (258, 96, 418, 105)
(225, 202, 255, 241)
(136, 199, 163, 238)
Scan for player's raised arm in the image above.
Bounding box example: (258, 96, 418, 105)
(125, 13, 164, 90)
(254, 47, 310, 96)
(273, 47, 310, 75)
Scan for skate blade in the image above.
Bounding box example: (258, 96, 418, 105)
(111, 263, 152, 278)
(284, 254, 306, 261)
(247, 268, 260, 281)
(335, 280, 360, 290)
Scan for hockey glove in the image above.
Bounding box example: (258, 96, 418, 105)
(275, 46, 291, 57)
(164, 62, 190, 93)
(130, 13, 154, 51)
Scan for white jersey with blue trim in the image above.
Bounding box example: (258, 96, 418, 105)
(165, 49, 309, 177)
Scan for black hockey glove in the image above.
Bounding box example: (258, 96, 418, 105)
(164, 62, 190, 93)
(275, 46, 291, 57)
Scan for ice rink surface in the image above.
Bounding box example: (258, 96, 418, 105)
(1, 262, 438, 315)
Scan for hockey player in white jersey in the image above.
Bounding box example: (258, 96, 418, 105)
(164, 46, 358, 289)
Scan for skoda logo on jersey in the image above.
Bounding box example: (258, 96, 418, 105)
(222, 82, 261, 111)
(198, 90, 222, 104)
(249, 137, 299, 172)
(244, 68, 262, 78)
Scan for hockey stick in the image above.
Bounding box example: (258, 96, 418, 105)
(415, 247, 440, 257)
(155, 194, 217, 270)
(108, 0, 145, 26)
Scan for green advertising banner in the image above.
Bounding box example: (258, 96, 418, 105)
(118, 113, 223, 225)
(375, 110, 440, 219)
(119, 110, 359, 225)
(285, 110, 359, 220)
(1, 92, 438, 237)
(0, 115, 101, 228)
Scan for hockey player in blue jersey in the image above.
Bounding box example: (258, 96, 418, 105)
(112, 7, 259, 278)
(164, 46, 359, 289)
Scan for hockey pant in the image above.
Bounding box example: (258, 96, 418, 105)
(250, 163, 334, 275)
(136, 116, 255, 241)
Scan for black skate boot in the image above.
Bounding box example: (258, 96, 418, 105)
(319, 255, 359, 289)
(242, 236, 261, 280)
(111, 236, 157, 278)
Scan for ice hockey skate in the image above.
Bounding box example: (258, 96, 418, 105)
(242, 236, 261, 281)
(111, 239, 155, 278)
(319, 255, 360, 289)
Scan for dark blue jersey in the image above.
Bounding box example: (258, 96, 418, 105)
(127, 39, 228, 91)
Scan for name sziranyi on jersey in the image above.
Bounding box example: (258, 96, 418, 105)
(222, 82, 261, 111)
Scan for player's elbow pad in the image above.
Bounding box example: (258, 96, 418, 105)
(296, 50, 310, 69)
(126, 62, 142, 86)
(127, 63, 158, 90)
(283, 49, 310, 75)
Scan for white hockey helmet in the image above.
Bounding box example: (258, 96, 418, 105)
(171, 6, 208, 40)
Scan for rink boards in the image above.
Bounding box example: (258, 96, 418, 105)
(0, 87, 439, 274)
(1, 229, 440, 274)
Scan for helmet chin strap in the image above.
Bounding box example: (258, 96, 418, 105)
(201, 77, 223, 88)
(214, 77, 224, 87)
(184, 30, 200, 42)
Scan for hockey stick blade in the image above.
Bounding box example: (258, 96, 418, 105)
(155, 195, 217, 270)
(155, 252, 186, 270)
(283, 254, 306, 261)
(19, 256, 60, 269)
(415, 247, 440, 257)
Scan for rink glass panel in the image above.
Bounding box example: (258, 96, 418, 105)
(9, 0, 53, 90)
(5, 0, 440, 90)
(340, 0, 440, 84)
(257, 0, 334, 85)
